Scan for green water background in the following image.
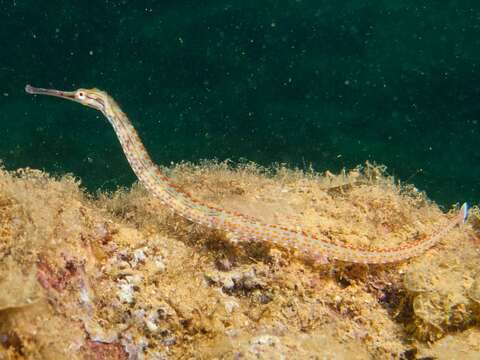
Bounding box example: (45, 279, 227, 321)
(0, 1, 479, 208)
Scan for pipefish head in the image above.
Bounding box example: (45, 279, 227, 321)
(25, 84, 108, 113)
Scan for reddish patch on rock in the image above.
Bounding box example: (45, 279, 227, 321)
(84, 340, 128, 360)
(36, 256, 78, 292)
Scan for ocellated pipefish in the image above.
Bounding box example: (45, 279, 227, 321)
(25, 84, 469, 264)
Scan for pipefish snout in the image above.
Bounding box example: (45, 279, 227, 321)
(25, 84, 469, 264)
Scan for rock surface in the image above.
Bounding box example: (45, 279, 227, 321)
(0, 162, 479, 359)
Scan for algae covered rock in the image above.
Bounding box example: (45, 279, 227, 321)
(1, 164, 479, 358)
(468, 273, 480, 322)
(404, 256, 478, 341)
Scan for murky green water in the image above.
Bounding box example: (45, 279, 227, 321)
(0, 1, 478, 207)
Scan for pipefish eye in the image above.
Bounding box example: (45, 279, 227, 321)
(77, 91, 86, 100)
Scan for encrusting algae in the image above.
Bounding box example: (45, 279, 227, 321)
(0, 161, 479, 359)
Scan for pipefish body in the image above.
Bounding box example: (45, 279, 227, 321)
(24, 84, 469, 264)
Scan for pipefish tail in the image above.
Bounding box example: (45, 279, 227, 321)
(24, 84, 468, 264)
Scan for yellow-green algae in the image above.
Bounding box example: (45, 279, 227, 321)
(0, 162, 479, 359)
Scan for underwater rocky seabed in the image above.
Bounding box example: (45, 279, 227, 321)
(0, 161, 479, 359)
